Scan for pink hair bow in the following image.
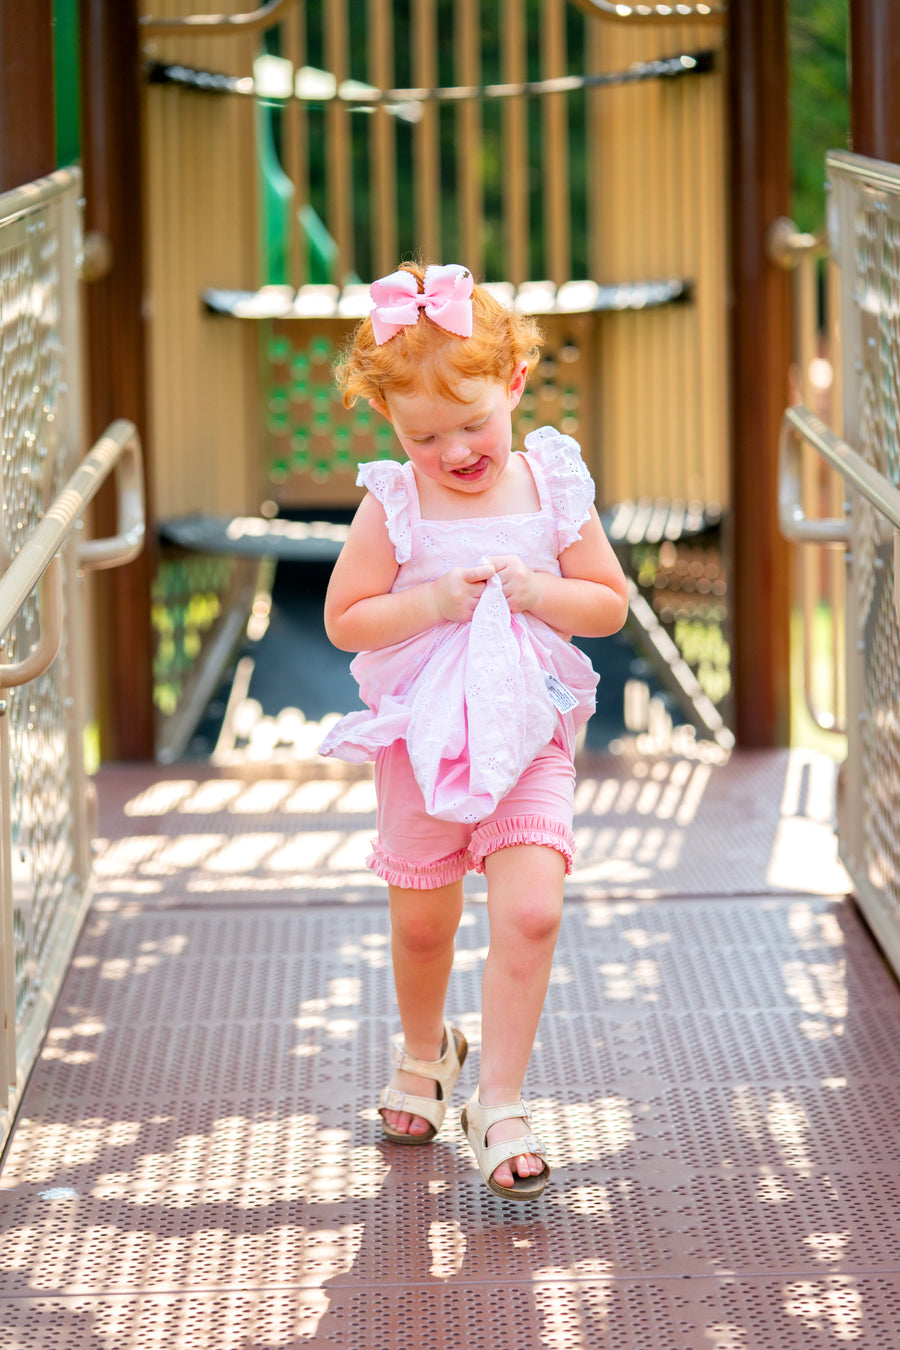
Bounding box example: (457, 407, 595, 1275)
(369, 263, 474, 345)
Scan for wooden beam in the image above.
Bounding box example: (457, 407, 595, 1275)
(727, 0, 793, 747)
(0, 0, 54, 191)
(80, 0, 156, 760)
(849, 0, 900, 161)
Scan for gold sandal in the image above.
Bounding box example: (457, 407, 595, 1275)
(378, 1022, 468, 1145)
(460, 1092, 550, 1201)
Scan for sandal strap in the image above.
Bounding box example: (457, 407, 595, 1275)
(390, 1021, 463, 1098)
(463, 1094, 548, 1175)
(378, 1086, 445, 1133)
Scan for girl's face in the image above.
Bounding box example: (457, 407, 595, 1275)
(376, 365, 527, 497)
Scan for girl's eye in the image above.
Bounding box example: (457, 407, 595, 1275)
(466, 420, 488, 433)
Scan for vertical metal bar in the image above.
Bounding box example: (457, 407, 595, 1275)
(0, 703, 14, 1096)
(455, 0, 482, 275)
(58, 178, 92, 886)
(826, 258, 846, 726)
(796, 249, 822, 723)
(369, 0, 396, 275)
(501, 0, 527, 286)
(324, 0, 353, 281)
(412, 0, 439, 261)
(541, 0, 569, 284)
(585, 14, 604, 284)
(282, 0, 308, 286)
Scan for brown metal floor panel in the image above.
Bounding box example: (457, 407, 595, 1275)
(5, 878, 900, 1348)
(90, 748, 849, 904)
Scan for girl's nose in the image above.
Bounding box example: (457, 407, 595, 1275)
(443, 440, 471, 464)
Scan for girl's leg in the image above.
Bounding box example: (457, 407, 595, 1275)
(381, 878, 465, 1137)
(479, 843, 566, 1186)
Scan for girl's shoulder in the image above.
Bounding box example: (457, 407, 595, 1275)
(356, 458, 415, 562)
(523, 426, 595, 550)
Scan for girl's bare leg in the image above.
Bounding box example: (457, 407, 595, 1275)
(479, 844, 566, 1187)
(381, 878, 465, 1137)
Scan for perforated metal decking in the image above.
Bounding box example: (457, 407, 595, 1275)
(3, 752, 900, 1348)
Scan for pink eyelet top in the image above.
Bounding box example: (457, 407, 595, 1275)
(318, 426, 600, 823)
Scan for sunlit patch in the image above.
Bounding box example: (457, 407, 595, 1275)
(621, 927, 671, 949)
(597, 958, 660, 1002)
(124, 780, 197, 816)
(226, 780, 294, 814)
(756, 1169, 794, 1204)
(783, 1276, 864, 1342)
(428, 1219, 466, 1278)
(767, 1092, 814, 1176)
(804, 1231, 851, 1264)
(788, 902, 845, 948)
(178, 779, 243, 813)
(783, 959, 848, 1020)
(549, 1184, 612, 1219)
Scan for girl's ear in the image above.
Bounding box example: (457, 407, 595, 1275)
(368, 396, 392, 422)
(507, 361, 529, 411)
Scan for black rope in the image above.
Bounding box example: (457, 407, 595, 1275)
(146, 48, 717, 104)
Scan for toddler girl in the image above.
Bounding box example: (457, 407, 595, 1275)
(320, 262, 628, 1201)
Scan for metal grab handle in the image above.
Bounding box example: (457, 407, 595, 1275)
(778, 407, 852, 545)
(78, 427, 146, 570)
(780, 404, 900, 536)
(0, 421, 145, 643)
(0, 557, 62, 690)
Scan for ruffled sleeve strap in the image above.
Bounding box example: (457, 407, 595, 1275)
(356, 459, 413, 563)
(523, 426, 596, 551)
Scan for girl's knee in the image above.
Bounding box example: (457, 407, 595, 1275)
(509, 888, 564, 945)
(392, 912, 450, 957)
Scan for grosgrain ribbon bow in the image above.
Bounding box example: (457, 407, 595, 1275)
(369, 263, 474, 345)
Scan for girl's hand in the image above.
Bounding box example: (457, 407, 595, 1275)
(491, 554, 543, 614)
(433, 563, 495, 622)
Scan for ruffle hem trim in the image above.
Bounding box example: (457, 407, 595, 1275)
(468, 813, 575, 875)
(367, 842, 470, 890)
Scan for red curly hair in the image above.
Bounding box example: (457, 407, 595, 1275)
(334, 261, 544, 409)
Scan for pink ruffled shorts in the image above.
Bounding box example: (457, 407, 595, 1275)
(370, 739, 576, 890)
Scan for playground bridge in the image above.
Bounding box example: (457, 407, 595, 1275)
(2, 3, 900, 1346)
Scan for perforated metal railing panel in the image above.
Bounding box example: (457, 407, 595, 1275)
(826, 151, 900, 973)
(3, 756, 900, 1347)
(0, 172, 84, 1038)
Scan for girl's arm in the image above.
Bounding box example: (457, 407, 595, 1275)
(491, 506, 629, 639)
(324, 493, 495, 652)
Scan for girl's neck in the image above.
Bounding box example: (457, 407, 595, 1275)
(413, 449, 541, 520)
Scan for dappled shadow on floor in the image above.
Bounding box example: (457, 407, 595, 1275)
(2, 744, 897, 1347)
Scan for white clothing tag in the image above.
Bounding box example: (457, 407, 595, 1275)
(543, 671, 578, 713)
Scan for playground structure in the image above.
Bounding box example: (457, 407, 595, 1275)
(3, 5, 900, 1342)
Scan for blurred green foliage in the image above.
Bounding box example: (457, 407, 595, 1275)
(789, 0, 850, 234)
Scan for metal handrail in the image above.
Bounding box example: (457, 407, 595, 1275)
(0, 422, 145, 681)
(140, 0, 290, 36)
(779, 405, 900, 538)
(0, 167, 82, 229)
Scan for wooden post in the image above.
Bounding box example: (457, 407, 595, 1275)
(727, 0, 794, 747)
(80, 0, 156, 759)
(0, 0, 55, 190)
(849, 0, 900, 162)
